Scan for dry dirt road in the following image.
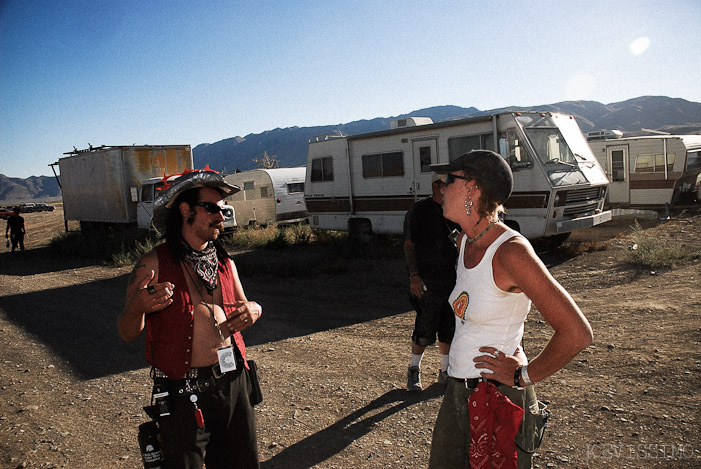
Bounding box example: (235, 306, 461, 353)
(0, 207, 699, 468)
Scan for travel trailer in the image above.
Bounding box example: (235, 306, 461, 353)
(223, 167, 307, 226)
(304, 112, 612, 241)
(588, 135, 701, 206)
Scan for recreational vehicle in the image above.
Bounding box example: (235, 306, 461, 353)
(304, 112, 612, 241)
(588, 135, 701, 206)
(223, 167, 307, 226)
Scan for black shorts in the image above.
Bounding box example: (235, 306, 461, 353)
(409, 289, 455, 346)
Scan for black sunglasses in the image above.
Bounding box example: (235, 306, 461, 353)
(445, 173, 470, 186)
(193, 202, 224, 214)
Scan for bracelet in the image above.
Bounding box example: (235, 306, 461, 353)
(521, 365, 534, 386)
(409, 273, 419, 279)
(514, 367, 522, 387)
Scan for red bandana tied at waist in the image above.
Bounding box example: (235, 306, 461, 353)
(468, 381, 525, 469)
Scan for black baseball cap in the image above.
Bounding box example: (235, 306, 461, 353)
(430, 150, 513, 203)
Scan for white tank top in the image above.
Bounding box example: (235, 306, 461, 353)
(448, 229, 532, 379)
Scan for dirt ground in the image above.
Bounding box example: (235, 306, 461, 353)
(0, 207, 699, 468)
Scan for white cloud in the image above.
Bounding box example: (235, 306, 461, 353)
(566, 74, 597, 100)
(629, 37, 650, 55)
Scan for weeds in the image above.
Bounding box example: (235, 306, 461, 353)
(627, 220, 696, 269)
(48, 227, 161, 265)
(559, 240, 609, 257)
(48, 222, 404, 276)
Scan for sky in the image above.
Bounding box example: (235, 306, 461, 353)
(1, 1, 700, 178)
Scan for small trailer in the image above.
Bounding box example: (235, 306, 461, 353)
(223, 167, 307, 227)
(304, 112, 612, 241)
(588, 135, 701, 206)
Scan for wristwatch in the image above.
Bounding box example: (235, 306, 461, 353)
(514, 367, 523, 387)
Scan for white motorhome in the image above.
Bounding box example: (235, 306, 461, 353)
(588, 135, 701, 206)
(223, 167, 307, 226)
(304, 112, 612, 241)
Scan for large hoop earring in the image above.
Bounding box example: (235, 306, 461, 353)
(465, 199, 473, 216)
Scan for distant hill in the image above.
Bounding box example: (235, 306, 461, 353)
(0, 174, 61, 204)
(3, 96, 700, 202)
(192, 96, 701, 174)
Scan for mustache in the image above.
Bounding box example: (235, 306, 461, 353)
(211, 222, 224, 231)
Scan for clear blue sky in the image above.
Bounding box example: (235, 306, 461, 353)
(1, 0, 699, 178)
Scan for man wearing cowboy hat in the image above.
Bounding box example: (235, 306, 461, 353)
(118, 169, 261, 468)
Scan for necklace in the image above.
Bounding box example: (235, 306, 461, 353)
(465, 220, 497, 245)
(183, 264, 228, 346)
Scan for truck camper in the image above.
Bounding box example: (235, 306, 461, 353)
(223, 167, 307, 227)
(587, 134, 701, 206)
(304, 111, 612, 241)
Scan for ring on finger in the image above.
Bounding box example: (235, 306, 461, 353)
(147, 286, 156, 295)
(493, 350, 500, 358)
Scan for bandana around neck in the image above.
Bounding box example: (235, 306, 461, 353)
(182, 241, 218, 294)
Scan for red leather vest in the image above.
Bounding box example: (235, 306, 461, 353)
(145, 243, 248, 378)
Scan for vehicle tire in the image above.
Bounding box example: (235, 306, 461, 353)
(533, 232, 571, 253)
(348, 218, 374, 243)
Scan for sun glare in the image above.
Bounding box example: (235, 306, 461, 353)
(629, 37, 650, 55)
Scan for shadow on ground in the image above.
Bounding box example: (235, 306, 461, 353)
(0, 250, 409, 380)
(261, 385, 444, 468)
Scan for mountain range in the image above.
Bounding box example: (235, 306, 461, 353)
(2, 96, 700, 203)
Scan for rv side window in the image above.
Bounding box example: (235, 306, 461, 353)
(243, 181, 255, 190)
(634, 153, 675, 173)
(448, 135, 494, 161)
(260, 187, 271, 198)
(287, 183, 305, 193)
(311, 157, 334, 182)
(498, 130, 532, 168)
(685, 151, 701, 170)
(362, 152, 404, 178)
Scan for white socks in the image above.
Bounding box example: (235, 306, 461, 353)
(410, 353, 423, 368)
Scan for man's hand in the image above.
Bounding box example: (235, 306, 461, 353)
(410, 275, 426, 298)
(224, 300, 261, 333)
(124, 269, 174, 317)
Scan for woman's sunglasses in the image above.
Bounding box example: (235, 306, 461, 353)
(193, 202, 224, 214)
(445, 173, 470, 186)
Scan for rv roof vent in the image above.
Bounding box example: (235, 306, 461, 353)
(586, 129, 623, 141)
(390, 117, 433, 129)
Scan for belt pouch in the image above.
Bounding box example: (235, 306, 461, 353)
(246, 360, 263, 406)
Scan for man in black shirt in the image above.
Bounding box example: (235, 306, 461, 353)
(403, 175, 459, 391)
(5, 207, 26, 254)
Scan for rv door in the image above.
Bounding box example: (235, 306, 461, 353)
(412, 139, 438, 198)
(606, 145, 629, 204)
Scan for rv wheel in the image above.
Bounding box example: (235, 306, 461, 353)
(348, 218, 374, 243)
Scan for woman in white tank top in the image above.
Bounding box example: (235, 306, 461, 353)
(427, 151, 593, 469)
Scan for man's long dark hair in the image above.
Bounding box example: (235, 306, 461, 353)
(164, 187, 231, 263)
